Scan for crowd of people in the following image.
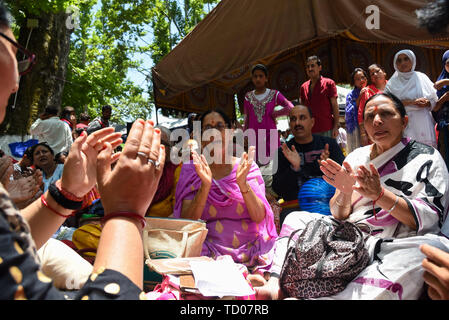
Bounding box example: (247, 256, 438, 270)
(3, 1, 449, 301)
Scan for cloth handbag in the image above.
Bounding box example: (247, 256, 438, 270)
(279, 217, 370, 299)
(143, 217, 208, 290)
(143, 217, 208, 260)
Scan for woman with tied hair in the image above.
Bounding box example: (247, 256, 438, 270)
(357, 64, 388, 146)
(385, 49, 439, 148)
(30, 142, 63, 192)
(175, 109, 278, 282)
(345, 68, 368, 153)
(256, 93, 449, 300)
(243, 64, 294, 166)
(433, 50, 449, 170)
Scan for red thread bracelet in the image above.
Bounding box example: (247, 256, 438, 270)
(41, 195, 74, 218)
(372, 188, 385, 220)
(101, 212, 146, 229)
(55, 180, 84, 202)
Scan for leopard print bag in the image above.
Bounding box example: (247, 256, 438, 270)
(279, 217, 370, 299)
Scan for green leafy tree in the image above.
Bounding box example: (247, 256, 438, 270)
(62, 0, 155, 124)
(1, 0, 82, 136)
(1, 0, 219, 135)
(148, 0, 219, 118)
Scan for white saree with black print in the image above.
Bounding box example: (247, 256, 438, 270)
(275, 138, 449, 300)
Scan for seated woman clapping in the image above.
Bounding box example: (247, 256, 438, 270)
(173, 109, 278, 277)
(256, 92, 449, 300)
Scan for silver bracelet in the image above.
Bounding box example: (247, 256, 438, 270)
(387, 195, 399, 213)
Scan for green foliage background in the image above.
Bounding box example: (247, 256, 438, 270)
(4, 0, 219, 128)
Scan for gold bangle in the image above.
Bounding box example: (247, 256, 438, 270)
(241, 183, 251, 194)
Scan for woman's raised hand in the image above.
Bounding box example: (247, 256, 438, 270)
(320, 159, 356, 195)
(353, 163, 383, 201)
(61, 127, 123, 198)
(192, 150, 212, 189)
(236, 146, 255, 189)
(96, 120, 166, 216)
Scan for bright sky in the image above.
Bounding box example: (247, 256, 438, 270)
(125, 2, 218, 123)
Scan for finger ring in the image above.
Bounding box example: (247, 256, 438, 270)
(137, 151, 148, 159)
(148, 159, 160, 169)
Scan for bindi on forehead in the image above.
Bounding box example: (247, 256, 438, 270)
(365, 100, 396, 116)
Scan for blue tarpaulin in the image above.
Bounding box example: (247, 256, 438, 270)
(8, 139, 39, 158)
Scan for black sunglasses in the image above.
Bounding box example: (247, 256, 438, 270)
(0, 32, 36, 76)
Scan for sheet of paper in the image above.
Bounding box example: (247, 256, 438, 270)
(189, 256, 255, 298)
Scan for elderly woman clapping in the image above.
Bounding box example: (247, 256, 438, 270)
(256, 92, 449, 300)
(323, 92, 446, 237)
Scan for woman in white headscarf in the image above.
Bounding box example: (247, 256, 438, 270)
(385, 49, 439, 148)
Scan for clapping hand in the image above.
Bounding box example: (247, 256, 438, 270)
(7, 172, 41, 204)
(192, 150, 212, 189)
(236, 146, 255, 189)
(281, 143, 301, 171)
(320, 159, 356, 195)
(318, 143, 330, 165)
(97, 120, 166, 216)
(353, 164, 383, 201)
(61, 127, 123, 198)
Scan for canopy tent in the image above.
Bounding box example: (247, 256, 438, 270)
(152, 0, 449, 120)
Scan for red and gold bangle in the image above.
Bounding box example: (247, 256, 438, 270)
(41, 195, 74, 218)
(101, 212, 146, 229)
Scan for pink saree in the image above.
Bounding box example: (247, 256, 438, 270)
(173, 159, 278, 274)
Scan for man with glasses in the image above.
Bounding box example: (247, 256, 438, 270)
(272, 105, 344, 225)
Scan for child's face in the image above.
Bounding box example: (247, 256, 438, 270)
(251, 70, 267, 89)
(354, 71, 367, 89)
